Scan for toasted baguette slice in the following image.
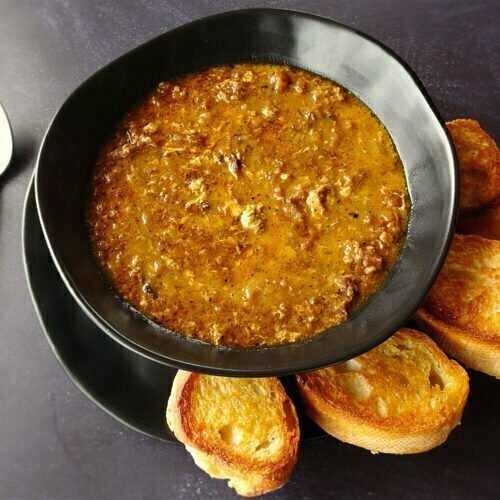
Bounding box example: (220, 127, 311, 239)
(456, 197, 500, 240)
(446, 119, 499, 212)
(415, 234, 500, 377)
(296, 328, 469, 454)
(167, 372, 299, 497)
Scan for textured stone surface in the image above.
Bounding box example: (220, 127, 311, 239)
(0, 1, 498, 498)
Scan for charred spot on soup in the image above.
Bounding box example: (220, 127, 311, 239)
(88, 63, 410, 347)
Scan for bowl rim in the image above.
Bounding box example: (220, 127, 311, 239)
(34, 7, 459, 376)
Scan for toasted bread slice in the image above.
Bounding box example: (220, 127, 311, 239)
(167, 372, 299, 496)
(296, 328, 469, 454)
(415, 234, 500, 377)
(446, 119, 499, 212)
(456, 197, 500, 240)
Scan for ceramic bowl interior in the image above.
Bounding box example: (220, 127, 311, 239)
(35, 9, 457, 376)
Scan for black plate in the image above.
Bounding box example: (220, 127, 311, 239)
(23, 178, 325, 442)
(35, 9, 458, 375)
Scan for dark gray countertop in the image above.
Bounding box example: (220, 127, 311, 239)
(0, 1, 498, 499)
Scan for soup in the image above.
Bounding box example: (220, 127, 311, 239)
(88, 64, 409, 347)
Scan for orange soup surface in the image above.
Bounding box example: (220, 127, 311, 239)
(88, 64, 409, 347)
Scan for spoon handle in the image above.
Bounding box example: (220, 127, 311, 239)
(0, 102, 13, 177)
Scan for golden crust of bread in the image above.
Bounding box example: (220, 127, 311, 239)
(296, 328, 469, 454)
(415, 234, 500, 377)
(446, 119, 499, 212)
(167, 372, 299, 497)
(415, 309, 500, 378)
(456, 197, 500, 240)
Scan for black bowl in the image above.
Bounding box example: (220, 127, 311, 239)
(35, 9, 458, 376)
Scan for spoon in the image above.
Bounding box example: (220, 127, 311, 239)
(0, 102, 13, 177)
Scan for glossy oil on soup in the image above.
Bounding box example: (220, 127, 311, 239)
(88, 64, 410, 347)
